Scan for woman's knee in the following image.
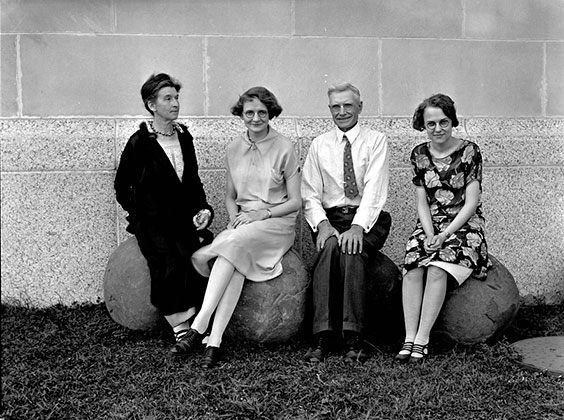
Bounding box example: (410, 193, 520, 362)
(403, 267, 424, 282)
(426, 265, 448, 282)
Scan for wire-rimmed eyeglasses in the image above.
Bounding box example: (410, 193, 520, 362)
(244, 110, 269, 120)
(425, 119, 451, 130)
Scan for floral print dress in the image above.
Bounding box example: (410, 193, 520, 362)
(403, 140, 491, 282)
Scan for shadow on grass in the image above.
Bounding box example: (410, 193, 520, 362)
(1, 302, 563, 419)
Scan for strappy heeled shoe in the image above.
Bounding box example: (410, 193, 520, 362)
(409, 343, 428, 364)
(170, 328, 204, 354)
(394, 341, 414, 364)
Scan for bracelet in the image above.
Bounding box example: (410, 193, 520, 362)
(441, 230, 451, 238)
(265, 208, 272, 219)
(200, 209, 212, 216)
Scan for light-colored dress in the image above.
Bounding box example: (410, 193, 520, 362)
(192, 127, 300, 282)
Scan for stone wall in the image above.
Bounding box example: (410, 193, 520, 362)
(1, 0, 563, 306)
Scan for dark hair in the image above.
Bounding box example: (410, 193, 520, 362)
(412, 93, 459, 131)
(140, 73, 182, 115)
(230, 86, 283, 119)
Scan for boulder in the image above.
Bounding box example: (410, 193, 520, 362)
(435, 255, 520, 344)
(225, 248, 310, 343)
(103, 239, 310, 340)
(103, 237, 160, 330)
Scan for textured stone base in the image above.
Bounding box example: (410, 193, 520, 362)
(225, 248, 310, 343)
(103, 238, 310, 340)
(103, 237, 160, 330)
(511, 336, 564, 377)
(435, 255, 520, 344)
(2, 117, 563, 307)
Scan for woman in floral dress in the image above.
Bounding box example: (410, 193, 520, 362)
(395, 94, 491, 364)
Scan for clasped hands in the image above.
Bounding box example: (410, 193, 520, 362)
(423, 233, 447, 253)
(193, 209, 211, 230)
(316, 220, 364, 255)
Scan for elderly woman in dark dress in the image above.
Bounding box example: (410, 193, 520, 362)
(114, 73, 214, 350)
(395, 94, 491, 364)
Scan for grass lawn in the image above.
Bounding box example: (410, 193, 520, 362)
(1, 302, 563, 420)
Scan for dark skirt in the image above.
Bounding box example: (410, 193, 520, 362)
(135, 218, 212, 316)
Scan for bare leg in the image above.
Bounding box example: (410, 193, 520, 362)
(191, 256, 236, 335)
(206, 271, 245, 348)
(402, 267, 425, 344)
(414, 265, 448, 346)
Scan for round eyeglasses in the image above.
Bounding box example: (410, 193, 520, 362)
(329, 103, 355, 114)
(425, 119, 451, 130)
(244, 110, 269, 120)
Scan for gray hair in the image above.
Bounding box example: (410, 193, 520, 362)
(327, 83, 361, 102)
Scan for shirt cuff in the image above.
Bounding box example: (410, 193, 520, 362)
(307, 209, 328, 232)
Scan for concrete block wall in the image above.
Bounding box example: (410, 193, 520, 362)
(1, 0, 563, 306)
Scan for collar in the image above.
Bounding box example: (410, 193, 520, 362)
(243, 125, 276, 148)
(336, 123, 360, 143)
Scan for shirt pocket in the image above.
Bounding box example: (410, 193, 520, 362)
(266, 168, 285, 200)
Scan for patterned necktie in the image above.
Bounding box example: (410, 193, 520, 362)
(343, 135, 359, 199)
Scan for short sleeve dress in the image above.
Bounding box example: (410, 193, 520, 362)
(192, 127, 300, 282)
(403, 140, 491, 284)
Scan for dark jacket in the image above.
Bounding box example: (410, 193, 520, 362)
(114, 121, 214, 245)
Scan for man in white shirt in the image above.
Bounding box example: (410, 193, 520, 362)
(301, 83, 391, 363)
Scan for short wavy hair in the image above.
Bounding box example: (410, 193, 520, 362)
(412, 93, 459, 131)
(140, 73, 182, 115)
(230, 86, 283, 119)
(327, 82, 361, 103)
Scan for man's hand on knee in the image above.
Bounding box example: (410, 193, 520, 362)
(316, 220, 339, 251)
(338, 224, 364, 255)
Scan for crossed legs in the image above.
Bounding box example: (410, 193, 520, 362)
(191, 256, 245, 348)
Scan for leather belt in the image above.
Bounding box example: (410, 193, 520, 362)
(326, 205, 358, 214)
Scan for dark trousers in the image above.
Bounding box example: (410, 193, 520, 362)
(311, 209, 391, 336)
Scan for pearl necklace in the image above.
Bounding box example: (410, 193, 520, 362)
(149, 121, 176, 137)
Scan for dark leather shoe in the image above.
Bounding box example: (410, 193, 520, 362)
(303, 332, 330, 363)
(201, 346, 221, 368)
(170, 328, 204, 354)
(394, 341, 414, 364)
(343, 332, 369, 363)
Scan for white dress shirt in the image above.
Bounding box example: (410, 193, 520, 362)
(301, 123, 389, 232)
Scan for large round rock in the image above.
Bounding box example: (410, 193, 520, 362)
(225, 248, 310, 343)
(435, 255, 520, 344)
(364, 251, 404, 344)
(103, 236, 160, 330)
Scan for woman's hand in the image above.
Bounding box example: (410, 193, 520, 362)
(231, 210, 268, 228)
(193, 209, 211, 230)
(424, 233, 447, 253)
